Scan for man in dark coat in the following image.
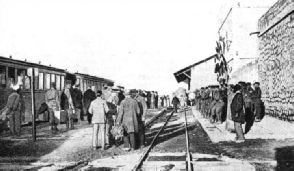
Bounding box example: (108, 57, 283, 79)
(3, 84, 21, 135)
(154, 92, 159, 109)
(116, 89, 140, 151)
(171, 94, 180, 113)
(252, 82, 262, 122)
(231, 84, 245, 143)
(72, 83, 83, 123)
(244, 82, 254, 134)
(61, 83, 75, 130)
(146, 92, 151, 109)
(83, 86, 96, 124)
(135, 90, 148, 148)
(117, 87, 125, 106)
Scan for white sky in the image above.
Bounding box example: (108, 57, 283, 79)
(0, 0, 276, 95)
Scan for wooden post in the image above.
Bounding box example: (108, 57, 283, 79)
(30, 68, 36, 142)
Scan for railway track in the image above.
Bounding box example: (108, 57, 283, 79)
(132, 108, 193, 171)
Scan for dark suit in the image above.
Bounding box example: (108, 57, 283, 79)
(83, 89, 96, 124)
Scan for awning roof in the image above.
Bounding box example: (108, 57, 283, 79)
(173, 54, 216, 83)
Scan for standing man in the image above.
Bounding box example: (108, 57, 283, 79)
(252, 82, 262, 122)
(150, 91, 155, 109)
(244, 82, 254, 134)
(45, 82, 60, 132)
(146, 92, 151, 109)
(171, 94, 180, 113)
(102, 85, 116, 147)
(211, 86, 225, 124)
(117, 86, 125, 107)
(116, 89, 140, 151)
(200, 87, 206, 116)
(61, 83, 75, 130)
(83, 86, 96, 124)
(167, 95, 171, 107)
(4, 84, 21, 135)
(72, 83, 83, 123)
(135, 90, 148, 148)
(154, 92, 159, 109)
(89, 90, 109, 150)
(231, 84, 245, 143)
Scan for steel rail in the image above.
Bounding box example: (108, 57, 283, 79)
(184, 108, 193, 171)
(132, 110, 175, 171)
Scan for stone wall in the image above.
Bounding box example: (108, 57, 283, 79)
(258, 0, 294, 118)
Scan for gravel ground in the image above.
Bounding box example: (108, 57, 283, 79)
(2, 108, 294, 171)
(0, 109, 165, 164)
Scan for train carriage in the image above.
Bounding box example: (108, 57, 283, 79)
(74, 72, 114, 92)
(0, 56, 67, 123)
(0, 56, 114, 124)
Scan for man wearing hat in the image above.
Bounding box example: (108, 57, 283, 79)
(231, 84, 246, 143)
(72, 83, 83, 123)
(135, 89, 148, 148)
(244, 82, 254, 134)
(89, 90, 109, 150)
(252, 82, 262, 122)
(116, 89, 140, 151)
(45, 82, 60, 132)
(3, 84, 22, 135)
(83, 86, 96, 124)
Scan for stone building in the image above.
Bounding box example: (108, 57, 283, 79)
(258, 0, 294, 118)
(217, 0, 276, 84)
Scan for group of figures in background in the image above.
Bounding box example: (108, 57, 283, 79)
(192, 79, 265, 143)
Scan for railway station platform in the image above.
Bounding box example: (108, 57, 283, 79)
(192, 107, 294, 143)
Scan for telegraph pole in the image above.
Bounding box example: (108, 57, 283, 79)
(29, 68, 36, 142)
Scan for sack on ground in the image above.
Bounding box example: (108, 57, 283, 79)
(111, 125, 124, 138)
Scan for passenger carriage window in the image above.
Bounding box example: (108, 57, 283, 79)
(61, 76, 65, 90)
(24, 75, 30, 89)
(56, 75, 61, 90)
(0, 66, 6, 88)
(45, 73, 50, 89)
(8, 67, 16, 88)
(51, 74, 56, 84)
(76, 78, 80, 86)
(16, 69, 26, 88)
(39, 73, 44, 89)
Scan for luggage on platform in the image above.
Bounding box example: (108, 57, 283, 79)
(60, 110, 67, 123)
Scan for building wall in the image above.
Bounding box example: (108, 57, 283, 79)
(258, 0, 294, 117)
(218, 1, 276, 83)
(230, 60, 259, 84)
(190, 59, 218, 91)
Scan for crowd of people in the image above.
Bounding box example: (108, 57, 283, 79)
(1, 78, 174, 151)
(45, 82, 167, 151)
(193, 79, 263, 143)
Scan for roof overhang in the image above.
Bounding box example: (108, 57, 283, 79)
(173, 54, 216, 84)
